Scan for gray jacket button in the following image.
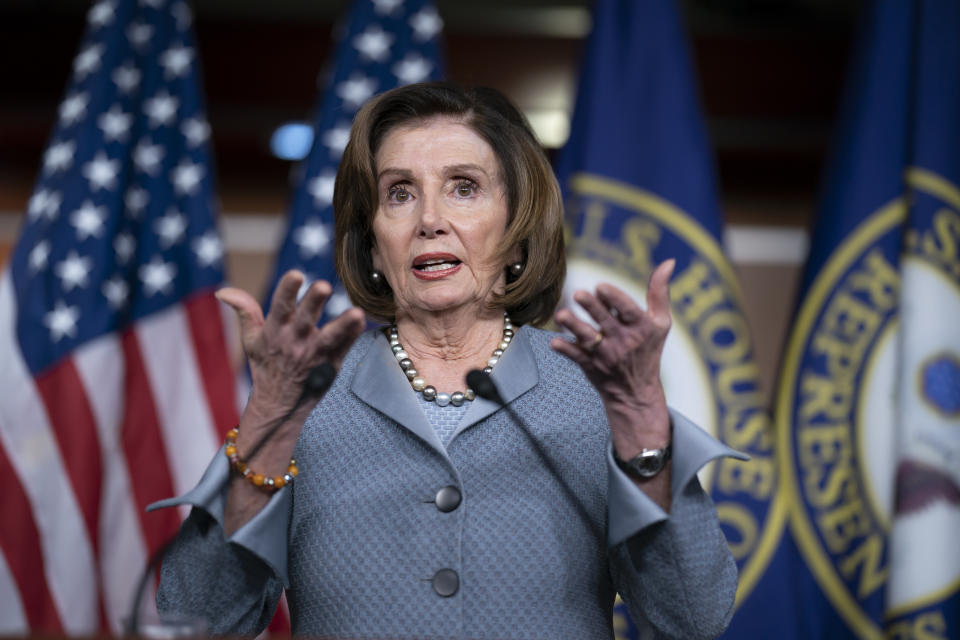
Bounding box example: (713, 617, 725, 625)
(435, 486, 461, 512)
(432, 569, 459, 597)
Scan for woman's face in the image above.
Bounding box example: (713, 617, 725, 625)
(371, 117, 511, 319)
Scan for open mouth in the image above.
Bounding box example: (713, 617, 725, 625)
(415, 258, 461, 272)
(412, 253, 462, 275)
(413, 253, 460, 273)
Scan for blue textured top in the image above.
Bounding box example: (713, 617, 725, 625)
(153, 326, 745, 639)
(418, 392, 471, 448)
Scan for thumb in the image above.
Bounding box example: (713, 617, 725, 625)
(215, 287, 264, 348)
(646, 259, 675, 325)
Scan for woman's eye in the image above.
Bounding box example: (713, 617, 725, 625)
(388, 186, 411, 202)
(454, 180, 477, 197)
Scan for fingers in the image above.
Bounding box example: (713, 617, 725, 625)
(293, 280, 332, 335)
(315, 307, 367, 364)
(554, 307, 602, 348)
(549, 336, 592, 367)
(594, 284, 644, 325)
(265, 270, 364, 366)
(559, 258, 675, 349)
(215, 287, 264, 347)
(267, 270, 305, 327)
(586, 259, 674, 328)
(645, 259, 675, 326)
(571, 290, 617, 334)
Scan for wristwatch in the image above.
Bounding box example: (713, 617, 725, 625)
(615, 443, 672, 479)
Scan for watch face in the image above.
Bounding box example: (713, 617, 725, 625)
(636, 456, 661, 475)
(625, 448, 668, 478)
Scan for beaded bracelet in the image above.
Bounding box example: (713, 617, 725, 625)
(224, 427, 298, 493)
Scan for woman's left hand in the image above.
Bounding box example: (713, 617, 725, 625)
(550, 259, 675, 462)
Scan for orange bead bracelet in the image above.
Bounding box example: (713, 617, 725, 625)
(224, 427, 298, 493)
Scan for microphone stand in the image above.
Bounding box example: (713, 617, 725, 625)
(465, 370, 604, 542)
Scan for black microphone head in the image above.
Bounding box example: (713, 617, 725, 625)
(466, 369, 504, 404)
(305, 362, 337, 397)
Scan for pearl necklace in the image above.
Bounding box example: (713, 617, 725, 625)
(388, 313, 515, 406)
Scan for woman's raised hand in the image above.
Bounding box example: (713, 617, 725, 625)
(550, 260, 675, 458)
(217, 271, 364, 532)
(217, 270, 366, 430)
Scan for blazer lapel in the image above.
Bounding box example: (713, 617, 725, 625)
(350, 331, 447, 458)
(452, 326, 539, 442)
(350, 327, 540, 453)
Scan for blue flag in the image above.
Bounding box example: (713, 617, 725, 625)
(0, 0, 237, 632)
(888, 1, 960, 635)
(777, 0, 960, 637)
(267, 0, 444, 317)
(554, 1, 792, 637)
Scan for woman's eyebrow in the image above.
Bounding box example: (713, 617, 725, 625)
(377, 167, 414, 182)
(378, 164, 490, 181)
(444, 163, 489, 177)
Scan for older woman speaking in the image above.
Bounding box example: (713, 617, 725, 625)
(154, 83, 741, 639)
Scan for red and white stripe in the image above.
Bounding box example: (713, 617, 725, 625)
(0, 269, 240, 633)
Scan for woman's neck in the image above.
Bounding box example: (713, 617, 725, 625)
(393, 307, 507, 394)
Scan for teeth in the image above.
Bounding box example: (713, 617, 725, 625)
(421, 262, 456, 272)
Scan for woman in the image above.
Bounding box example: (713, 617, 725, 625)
(155, 83, 741, 639)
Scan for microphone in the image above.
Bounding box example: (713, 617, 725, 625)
(127, 361, 339, 635)
(304, 361, 338, 398)
(466, 369, 504, 404)
(466, 369, 603, 541)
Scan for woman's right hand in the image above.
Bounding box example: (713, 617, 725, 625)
(217, 270, 366, 464)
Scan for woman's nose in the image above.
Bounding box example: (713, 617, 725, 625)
(417, 196, 449, 237)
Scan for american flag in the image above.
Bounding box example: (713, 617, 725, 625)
(267, 0, 445, 315)
(0, 0, 238, 633)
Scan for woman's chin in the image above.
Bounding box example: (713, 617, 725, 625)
(417, 297, 474, 314)
(403, 290, 486, 317)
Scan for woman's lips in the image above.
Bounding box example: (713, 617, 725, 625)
(411, 253, 461, 280)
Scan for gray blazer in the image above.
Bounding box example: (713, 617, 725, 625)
(154, 326, 744, 639)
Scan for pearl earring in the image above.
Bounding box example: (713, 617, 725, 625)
(509, 262, 524, 276)
(371, 271, 383, 284)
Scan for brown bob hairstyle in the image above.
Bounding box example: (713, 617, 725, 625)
(333, 82, 566, 327)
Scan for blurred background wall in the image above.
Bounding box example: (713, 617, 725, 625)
(0, 0, 859, 403)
